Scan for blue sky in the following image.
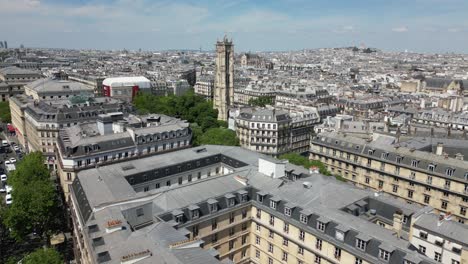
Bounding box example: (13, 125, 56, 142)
(1, 0, 467, 53)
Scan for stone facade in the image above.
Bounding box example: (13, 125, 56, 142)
(213, 37, 234, 121)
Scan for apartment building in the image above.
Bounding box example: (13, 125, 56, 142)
(233, 88, 276, 106)
(413, 109, 468, 131)
(151, 80, 173, 96)
(67, 73, 105, 96)
(194, 75, 214, 99)
(56, 112, 192, 198)
(235, 108, 318, 156)
(0, 66, 42, 101)
(24, 74, 94, 100)
(410, 212, 467, 264)
(69, 145, 452, 264)
(309, 132, 468, 224)
(9, 93, 131, 169)
(275, 89, 334, 108)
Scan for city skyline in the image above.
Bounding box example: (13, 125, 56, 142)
(1, 0, 468, 53)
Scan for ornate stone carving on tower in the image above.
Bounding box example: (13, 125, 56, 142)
(213, 36, 234, 121)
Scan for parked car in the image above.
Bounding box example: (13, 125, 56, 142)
(9, 158, 16, 163)
(0, 186, 5, 193)
(4, 160, 11, 165)
(1, 174, 6, 182)
(5, 194, 12, 205)
(13, 145, 20, 152)
(1, 140, 8, 147)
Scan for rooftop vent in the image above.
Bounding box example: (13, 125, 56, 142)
(303, 182, 312, 189)
(195, 148, 207, 153)
(121, 165, 135, 171)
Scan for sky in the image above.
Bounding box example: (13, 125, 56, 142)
(1, 0, 468, 53)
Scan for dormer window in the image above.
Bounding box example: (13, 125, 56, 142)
(356, 238, 367, 251)
(241, 194, 248, 202)
(299, 214, 308, 224)
(316, 221, 326, 232)
(257, 194, 264, 202)
(379, 249, 390, 261)
(411, 160, 419, 167)
(428, 164, 436, 172)
(192, 210, 199, 219)
(446, 168, 455, 177)
(270, 201, 277, 209)
(368, 149, 374, 155)
(396, 156, 403, 163)
(284, 207, 291, 216)
(208, 199, 218, 213)
(228, 198, 235, 207)
(381, 152, 388, 159)
(175, 214, 183, 223)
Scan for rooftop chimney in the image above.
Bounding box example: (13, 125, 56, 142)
(455, 153, 464, 161)
(393, 210, 403, 238)
(436, 143, 444, 156)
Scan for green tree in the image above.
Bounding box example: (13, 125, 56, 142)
(0, 101, 11, 123)
(22, 248, 62, 264)
(198, 127, 239, 146)
(134, 91, 239, 146)
(279, 153, 332, 176)
(2, 152, 61, 244)
(248, 96, 274, 107)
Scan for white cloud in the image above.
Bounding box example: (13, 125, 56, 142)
(392, 26, 409, 32)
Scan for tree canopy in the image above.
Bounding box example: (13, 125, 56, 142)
(22, 248, 62, 264)
(198, 127, 240, 146)
(134, 91, 239, 146)
(2, 152, 61, 243)
(279, 153, 347, 182)
(0, 101, 11, 123)
(248, 96, 274, 107)
(133, 89, 218, 129)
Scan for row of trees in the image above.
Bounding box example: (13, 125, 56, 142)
(1, 152, 63, 263)
(279, 153, 346, 182)
(133, 90, 239, 146)
(0, 101, 11, 123)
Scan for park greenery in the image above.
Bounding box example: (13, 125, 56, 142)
(133, 90, 239, 146)
(21, 248, 63, 264)
(279, 153, 346, 182)
(1, 152, 62, 244)
(248, 96, 274, 107)
(0, 101, 11, 123)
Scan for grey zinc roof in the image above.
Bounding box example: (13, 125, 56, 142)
(73, 145, 444, 264)
(314, 132, 468, 181)
(0, 66, 40, 76)
(413, 213, 468, 246)
(26, 78, 93, 94)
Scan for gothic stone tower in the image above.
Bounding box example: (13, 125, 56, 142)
(214, 36, 234, 121)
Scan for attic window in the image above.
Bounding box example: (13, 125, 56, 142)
(411, 160, 419, 167)
(428, 164, 436, 172)
(381, 153, 388, 159)
(446, 168, 455, 177)
(368, 150, 374, 155)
